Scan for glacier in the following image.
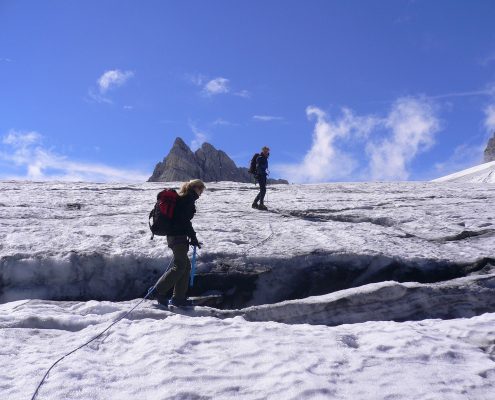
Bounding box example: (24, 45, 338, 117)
(1, 180, 494, 399)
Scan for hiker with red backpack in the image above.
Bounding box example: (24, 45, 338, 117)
(150, 179, 205, 307)
(250, 146, 270, 210)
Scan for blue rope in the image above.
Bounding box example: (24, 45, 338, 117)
(30, 256, 174, 400)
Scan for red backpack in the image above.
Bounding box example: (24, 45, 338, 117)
(148, 189, 179, 239)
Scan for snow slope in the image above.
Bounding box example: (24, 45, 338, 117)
(1, 181, 494, 303)
(1, 299, 495, 400)
(432, 161, 495, 183)
(1, 181, 495, 399)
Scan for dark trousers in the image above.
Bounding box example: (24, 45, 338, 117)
(254, 174, 267, 205)
(155, 236, 191, 300)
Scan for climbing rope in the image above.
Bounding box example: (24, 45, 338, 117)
(243, 185, 275, 255)
(30, 183, 277, 398)
(243, 215, 275, 255)
(30, 256, 174, 400)
(10, 299, 33, 311)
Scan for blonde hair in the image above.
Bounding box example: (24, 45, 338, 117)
(179, 179, 206, 196)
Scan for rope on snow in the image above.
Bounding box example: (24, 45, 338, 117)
(30, 256, 175, 400)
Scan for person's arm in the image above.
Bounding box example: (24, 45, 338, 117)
(185, 216, 200, 247)
(182, 199, 196, 238)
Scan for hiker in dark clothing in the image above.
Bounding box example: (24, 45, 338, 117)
(155, 179, 205, 307)
(252, 146, 270, 211)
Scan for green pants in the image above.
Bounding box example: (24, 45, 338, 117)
(155, 236, 191, 300)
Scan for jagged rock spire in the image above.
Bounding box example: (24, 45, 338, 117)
(148, 137, 201, 182)
(148, 137, 246, 183)
(484, 132, 495, 163)
(148, 137, 288, 183)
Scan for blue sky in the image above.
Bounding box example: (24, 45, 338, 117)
(1, 0, 494, 182)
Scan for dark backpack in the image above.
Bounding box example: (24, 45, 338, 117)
(148, 188, 179, 239)
(248, 153, 259, 174)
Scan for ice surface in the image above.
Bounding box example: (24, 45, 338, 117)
(1, 180, 495, 399)
(432, 160, 495, 183)
(1, 299, 494, 399)
(1, 180, 494, 303)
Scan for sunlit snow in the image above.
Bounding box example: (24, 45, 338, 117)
(432, 160, 495, 183)
(1, 180, 494, 399)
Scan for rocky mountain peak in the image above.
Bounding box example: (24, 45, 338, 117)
(170, 137, 195, 155)
(484, 132, 495, 163)
(199, 141, 215, 151)
(148, 137, 288, 184)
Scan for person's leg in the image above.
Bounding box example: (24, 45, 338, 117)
(253, 176, 261, 207)
(258, 176, 267, 205)
(252, 193, 260, 207)
(171, 243, 191, 300)
(155, 238, 190, 298)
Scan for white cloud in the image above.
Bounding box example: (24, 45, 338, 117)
(87, 69, 134, 104)
(272, 97, 440, 183)
(428, 89, 493, 100)
(3, 131, 41, 146)
(253, 115, 284, 122)
(234, 90, 251, 98)
(187, 73, 249, 98)
(431, 88, 495, 178)
(212, 118, 237, 126)
(97, 70, 134, 93)
(203, 77, 230, 96)
(0, 130, 148, 182)
(427, 83, 495, 100)
(366, 98, 440, 180)
(484, 104, 495, 132)
(273, 107, 379, 183)
(189, 123, 209, 151)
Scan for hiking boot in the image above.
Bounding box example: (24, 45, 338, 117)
(251, 202, 259, 209)
(156, 294, 170, 307)
(258, 204, 268, 211)
(168, 297, 194, 308)
(155, 297, 170, 307)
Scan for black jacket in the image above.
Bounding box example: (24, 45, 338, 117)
(168, 189, 198, 238)
(256, 154, 268, 176)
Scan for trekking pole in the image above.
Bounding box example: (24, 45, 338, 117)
(190, 245, 197, 286)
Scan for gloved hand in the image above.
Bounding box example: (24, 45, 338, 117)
(189, 235, 202, 249)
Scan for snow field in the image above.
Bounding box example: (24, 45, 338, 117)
(1, 299, 495, 400)
(1, 180, 495, 399)
(1, 181, 494, 303)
